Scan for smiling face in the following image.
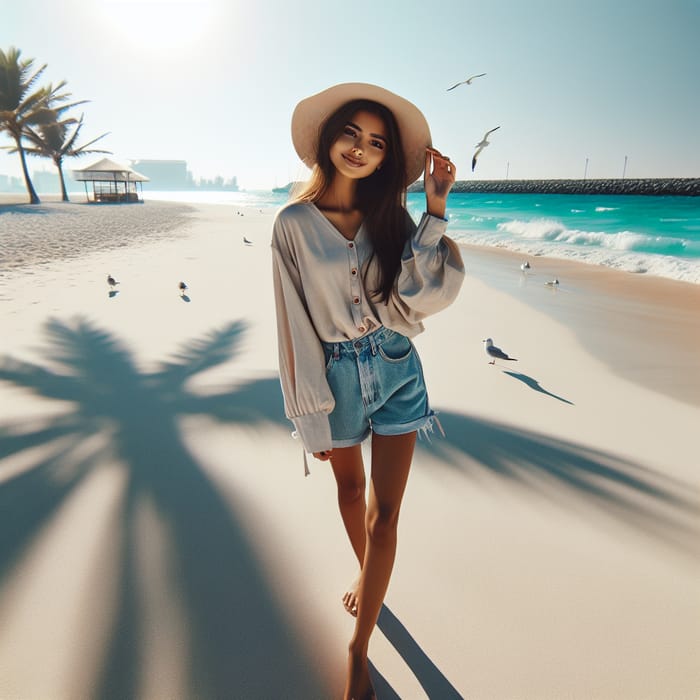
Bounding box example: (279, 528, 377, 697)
(329, 110, 388, 180)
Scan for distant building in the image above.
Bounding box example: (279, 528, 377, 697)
(0, 173, 23, 192)
(129, 159, 238, 191)
(32, 170, 58, 193)
(130, 160, 191, 190)
(32, 169, 82, 194)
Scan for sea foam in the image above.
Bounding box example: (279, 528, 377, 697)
(453, 227, 700, 284)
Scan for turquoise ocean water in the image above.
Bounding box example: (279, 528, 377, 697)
(144, 190, 700, 284)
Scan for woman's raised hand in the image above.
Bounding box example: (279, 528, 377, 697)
(424, 147, 456, 219)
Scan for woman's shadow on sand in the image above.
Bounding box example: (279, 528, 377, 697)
(0, 317, 697, 699)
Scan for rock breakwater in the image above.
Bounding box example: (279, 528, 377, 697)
(409, 178, 699, 196)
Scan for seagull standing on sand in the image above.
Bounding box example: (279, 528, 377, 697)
(545, 278, 560, 286)
(483, 338, 518, 365)
(107, 274, 119, 288)
(179, 281, 188, 295)
(446, 73, 486, 91)
(472, 127, 500, 172)
(520, 261, 531, 271)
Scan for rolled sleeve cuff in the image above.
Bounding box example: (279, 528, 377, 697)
(292, 412, 332, 454)
(413, 212, 448, 249)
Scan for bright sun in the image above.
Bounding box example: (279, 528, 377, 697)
(97, 0, 216, 50)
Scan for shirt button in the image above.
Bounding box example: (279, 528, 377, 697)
(358, 325, 366, 333)
(352, 296, 360, 305)
(348, 242, 354, 248)
(351, 268, 358, 275)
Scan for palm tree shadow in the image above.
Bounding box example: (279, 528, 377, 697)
(503, 370, 574, 404)
(0, 316, 325, 698)
(0, 204, 56, 215)
(421, 410, 699, 557)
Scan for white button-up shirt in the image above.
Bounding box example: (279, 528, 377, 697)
(272, 201, 465, 453)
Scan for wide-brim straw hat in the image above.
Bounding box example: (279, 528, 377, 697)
(291, 82, 432, 186)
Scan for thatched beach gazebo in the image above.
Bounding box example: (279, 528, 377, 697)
(72, 157, 149, 203)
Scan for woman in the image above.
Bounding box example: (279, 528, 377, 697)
(271, 83, 464, 699)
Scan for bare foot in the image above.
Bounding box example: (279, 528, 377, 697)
(344, 650, 374, 700)
(342, 573, 360, 616)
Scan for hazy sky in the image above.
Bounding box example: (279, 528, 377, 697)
(2, 0, 698, 189)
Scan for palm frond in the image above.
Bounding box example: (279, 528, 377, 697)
(0, 356, 83, 403)
(76, 135, 109, 156)
(156, 321, 249, 384)
(69, 126, 111, 155)
(18, 111, 111, 161)
(50, 99, 90, 116)
(0, 47, 47, 110)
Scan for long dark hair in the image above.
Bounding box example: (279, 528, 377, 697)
(293, 99, 408, 302)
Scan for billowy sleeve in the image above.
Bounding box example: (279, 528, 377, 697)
(271, 220, 334, 454)
(390, 212, 465, 322)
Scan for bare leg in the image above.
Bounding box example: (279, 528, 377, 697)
(330, 445, 367, 615)
(344, 431, 416, 700)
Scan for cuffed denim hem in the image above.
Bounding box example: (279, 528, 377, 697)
(331, 426, 372, 449)
(373, 409, 442, 438)
(330, 411, 446, 449)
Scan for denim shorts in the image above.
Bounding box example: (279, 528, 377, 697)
(321, 326, 436, 448)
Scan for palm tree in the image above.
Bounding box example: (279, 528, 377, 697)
(0, 47, 75, 204)
(20, 111, 111, 201)
(0, 47, 48, 203)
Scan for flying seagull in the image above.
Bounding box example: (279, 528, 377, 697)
(472, 126, 500, 172)
(179, 281, 188, 294)
(107, 274, 119, 288)
(483, 338, 518, 365)
(447, 73, 486, 91)
(243, 236, 253, 245)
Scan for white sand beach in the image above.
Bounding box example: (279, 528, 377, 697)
(1, 196, 698, 699)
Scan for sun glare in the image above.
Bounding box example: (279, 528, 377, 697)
(97, 0, 216, 50)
